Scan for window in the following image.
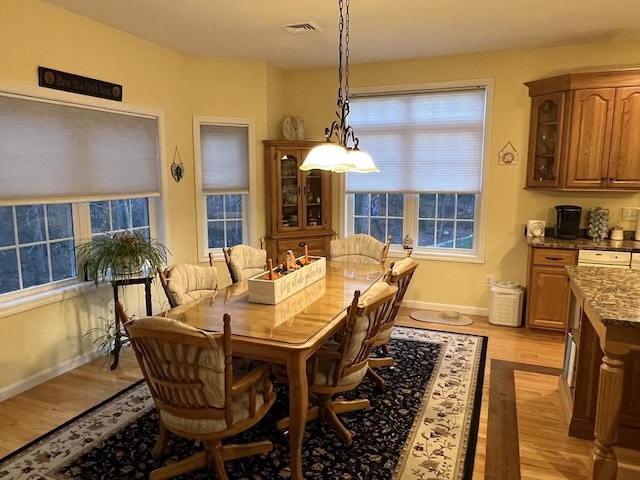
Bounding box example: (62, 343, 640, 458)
(194, 117, 255, 257)
(353, 194, 404, 242)
(346, 83, 489, 260)
(0, 88, 163, 303)
(0, 198, 152, 296)
(0, 204, 76, 294)
(89, 198, 151, 240)
(205, 194, 243, 248)
(418, 193, 476, 249)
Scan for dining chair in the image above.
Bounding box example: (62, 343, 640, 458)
(115, 302, 276, 480)
(329, 234, 392, 265)
(366, 256, 419, 389)
(223, 242, 267, 283)
(157, 253, 218, 308)
(275, 281, 398, 445)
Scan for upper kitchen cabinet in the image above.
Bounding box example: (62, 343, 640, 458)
(526, 92, 565, 188)
(263, 140, 335, 263)
(525, 70, 640, 191)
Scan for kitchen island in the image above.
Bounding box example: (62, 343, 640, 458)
(565, 266, 640, 480)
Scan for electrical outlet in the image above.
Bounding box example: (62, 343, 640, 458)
(622, 207, 639, 221)
(484, 274, 495, 287)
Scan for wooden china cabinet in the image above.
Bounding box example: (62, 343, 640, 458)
(525, 69, 640, 191)
(263, 140, 335, 264)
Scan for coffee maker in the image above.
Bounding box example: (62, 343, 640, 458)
(555, 205, 582, 239)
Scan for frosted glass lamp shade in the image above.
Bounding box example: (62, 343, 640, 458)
(348, 148, 378, 173)
(300, 142, 355, 172)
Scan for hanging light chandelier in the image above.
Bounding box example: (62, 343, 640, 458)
(299, 0, 378, 173)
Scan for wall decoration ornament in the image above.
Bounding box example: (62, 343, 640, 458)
(170, 146, 184, 183)
(38, 66, 123, 102)
(498, 141, 519, 165)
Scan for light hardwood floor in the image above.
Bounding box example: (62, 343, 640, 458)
(1, 308, 639, 479)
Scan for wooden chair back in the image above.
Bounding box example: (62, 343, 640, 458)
(309, 282, 398, 391)
(116, 302, 274, 439)
(157, 260, 218, 308)
(329, 234, 392, 265)
(223, 241, 267, 283)
(382, 257, 419, 331)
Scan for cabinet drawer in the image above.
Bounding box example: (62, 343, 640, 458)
(274, 237, 327, 262)
(532, 248, 576, 266)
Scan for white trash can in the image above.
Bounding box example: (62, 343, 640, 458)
(489, 281, 524, 327)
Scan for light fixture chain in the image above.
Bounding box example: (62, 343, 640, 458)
(344, 0, 350, 102)
(299, 0, 377, 174)
(337, 0, 344, 106)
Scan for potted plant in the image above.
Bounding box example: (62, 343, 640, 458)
(76, 229, 169, 284)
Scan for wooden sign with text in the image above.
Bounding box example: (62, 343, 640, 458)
(38, 66, 122, 101)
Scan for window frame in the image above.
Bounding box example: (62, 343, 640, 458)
(0, 83, 167, 317)
(340, 78, 493, 263)
(193, 116, 257, 263)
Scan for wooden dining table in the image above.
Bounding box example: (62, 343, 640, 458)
(163, 260, 385, 480)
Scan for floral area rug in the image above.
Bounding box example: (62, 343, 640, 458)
(0, 327, 486, 480)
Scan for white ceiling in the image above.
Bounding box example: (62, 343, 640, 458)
(43, 0, 640, 70)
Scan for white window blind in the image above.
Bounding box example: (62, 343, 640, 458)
(200, 124, 249, 194)
(346, 88, 486, 193)
(0, 94, 160, 206)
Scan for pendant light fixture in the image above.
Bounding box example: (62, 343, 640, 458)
(299, 0, 378, 173)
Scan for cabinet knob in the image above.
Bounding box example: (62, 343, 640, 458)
(609, 177, 615, 182)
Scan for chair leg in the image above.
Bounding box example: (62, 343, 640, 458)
(366, 366, 387, 389)
(369, 356, 395, 368)
(150, 451, 207, 480)
(221, 441, 273, 461)
(151, 435, 272, 480)
(322, 405, 353, 445)
(207, 441, 229, 480)
(276, 405, 320, 430)
(317, 394, 370, 445)
(278, 393, 370, 445)
(152, 423, 170, 459)
(331, 397, 370, 414)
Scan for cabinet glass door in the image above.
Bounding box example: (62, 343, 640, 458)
(303, 170, 323, 228)
(279, 154, 300, 231)
(534, 99, 559, 181)
(528, 93, 563, 187)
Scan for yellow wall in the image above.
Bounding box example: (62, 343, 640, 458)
(282, 41, 640, 310)
(0, 0, 639, 394)
(0, 0, 275, 393)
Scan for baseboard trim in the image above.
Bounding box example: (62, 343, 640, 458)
(0, 351, 100, 402)
(402, 299, 489, 317)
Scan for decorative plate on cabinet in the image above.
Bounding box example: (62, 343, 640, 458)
(282, 116, 306, 141)
(294, 116, 306, 140)
(282, 116, 296, 140)
(282, 184, 298, 204)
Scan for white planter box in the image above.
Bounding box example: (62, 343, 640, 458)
(248, 256, 326, 305)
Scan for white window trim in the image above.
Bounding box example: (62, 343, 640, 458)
(0, 81, 168, 313)
(339, 78, 493, 264)
(192, 116, 257, 263)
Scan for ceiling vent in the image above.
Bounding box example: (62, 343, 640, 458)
(282, 22, 322, 35)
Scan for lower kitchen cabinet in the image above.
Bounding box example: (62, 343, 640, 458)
(525, 247, 577, 331)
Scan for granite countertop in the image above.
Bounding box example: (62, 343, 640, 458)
(527, 236, 640, 252)
(566, 266, 640, 328)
